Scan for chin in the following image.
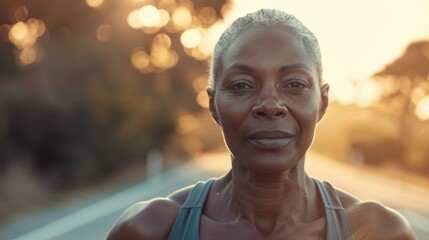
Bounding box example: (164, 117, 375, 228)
(232, 150, 302, 174)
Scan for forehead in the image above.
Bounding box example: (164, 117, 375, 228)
(220, 26, 315, 78)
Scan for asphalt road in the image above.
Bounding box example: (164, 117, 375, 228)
(1, 151, 428, 239)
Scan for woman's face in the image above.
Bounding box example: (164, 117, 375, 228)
(208, 26, 329, 173)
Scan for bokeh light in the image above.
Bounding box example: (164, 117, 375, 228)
(18, 46, 37, 65)
(139, 5, 161, 27)
(197, 7, 217, 26)
(180, 28, 201, 48)
(196, 91, 209, 109)
(96, 24, 112, 42)
(1, 2, 429, 238)
(172, 6, 192, 29)
(153, 33, 172, 48)
(8, 18, 45, 66)
(127, 10, 143, 29)
(176, 114, 198, 134)
(157, 9, 170, 27)
(416, 96, 429, 120)
(9, 22, 33, 48)
(150, 45, 178, 69)
(130, 47, 151, 71)
(192, 75, 209, 92)
(85, 0, 104, 8)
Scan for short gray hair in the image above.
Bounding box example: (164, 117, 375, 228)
(210, 9, 322, 86)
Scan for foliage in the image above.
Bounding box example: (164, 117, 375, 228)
(354, 40, 429, 173)
(0, 0, 230, 189)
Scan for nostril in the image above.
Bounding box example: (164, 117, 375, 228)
(274, 111, 285, 117)
(256, 111, 265, 117)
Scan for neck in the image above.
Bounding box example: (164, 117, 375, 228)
(223, 157, 320, 234)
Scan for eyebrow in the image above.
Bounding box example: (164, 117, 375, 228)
(279, 64, 312, 74)
(224, 63, 255, 73)
(224, 63, 312, 74)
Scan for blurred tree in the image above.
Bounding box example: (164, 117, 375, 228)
(371, 40, 429, 171)
(0, 0, 231, 189)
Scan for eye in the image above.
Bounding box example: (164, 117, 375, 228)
(285, 81, 307, 89)
(283, 80, 310, 94)
(231, 82, 253, 90)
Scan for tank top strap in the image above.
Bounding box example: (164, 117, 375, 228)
(168, 179, 215, 240)
(314, 178, 355, 240)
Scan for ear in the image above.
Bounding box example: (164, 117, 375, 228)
(318, 83, 329, 122)
(207, 86, 221, 126)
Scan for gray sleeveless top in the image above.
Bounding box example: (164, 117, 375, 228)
(168, 178, 354, 240)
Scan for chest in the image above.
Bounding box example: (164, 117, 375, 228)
(199, 215, 327, 240)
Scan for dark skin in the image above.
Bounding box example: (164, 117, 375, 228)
(107, 26, 416, 239)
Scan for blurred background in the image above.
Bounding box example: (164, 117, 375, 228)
(0, 0, 429, 239)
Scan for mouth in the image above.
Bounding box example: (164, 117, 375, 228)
(247, 130, 294, 149)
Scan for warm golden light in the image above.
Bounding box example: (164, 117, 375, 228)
(196, 91, 209, 109)
(8, 18, 46, 66)
(139, 5, 160, 27)
(9, 22, 29, 43)
(150, 46, 178, 69)
(158, 0, 177, 11)
(416, 96, 429, 120)
(18, 46, 37, 65)
(197, 33, 212, 56)
(224, 0, 429, 106)
(153, 33, 171, 48)
(127, 10, 143, 29)
(189, 47, 207, 61)
(142, 26, 161, 34)
(353, 80, 381, 107)
(96, 24, 112, 41)
(197, 7, 217, 25)
(181, 136, 202, 155)
(192, 75, 209, 92)
(176, 114, 197, 134)
(130, 48, 150, 70)
(411, 87, 426, 105)
(157, 9, 170, 27)
(172, 7, 192, 29)
(150, 46, 169, 68)
(85, 0, 104, 8)
(27, 18, 45, 37)
(180, 28, 201, 48)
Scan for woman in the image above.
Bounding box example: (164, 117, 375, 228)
(107, 9, 416, 239)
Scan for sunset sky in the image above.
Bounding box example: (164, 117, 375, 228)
(214, 0, 429, 106)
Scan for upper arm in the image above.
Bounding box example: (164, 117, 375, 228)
(349, 201, 416, 240)
(106, 198, 180, 240)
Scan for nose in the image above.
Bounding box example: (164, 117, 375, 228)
(251, 97, 288, 120)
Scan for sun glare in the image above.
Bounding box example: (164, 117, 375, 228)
(221, 0, 429, 106)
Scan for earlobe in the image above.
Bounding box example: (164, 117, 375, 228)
(206, 87, 221, 126)
(318, 83, 330, 122)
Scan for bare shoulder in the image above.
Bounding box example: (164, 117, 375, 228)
(106, 185, 193, 240)
(336, 189, 416, 240)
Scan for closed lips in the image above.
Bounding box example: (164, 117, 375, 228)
(247, 130, 294, 139)
(247, 131, 294, 149)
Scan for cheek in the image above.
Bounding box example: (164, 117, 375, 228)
(214, 97, 250, 145)
(293, 100, 320, 143)
(215, 96, 248, 126)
